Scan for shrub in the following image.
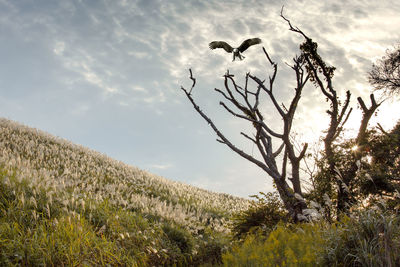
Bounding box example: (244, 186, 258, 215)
(230, 192, 288, 239)
(223, 222, 325, 266)
(192, 228, 229, 266)
(158, 223, 194, 265)
(163, 224, 194, 254)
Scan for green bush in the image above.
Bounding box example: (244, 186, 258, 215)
(230, 192, 288, 239)
(192, 228, 229, 266)
(223, 223, 325, 266)
(223, 206, 400, 267)
(163, 224, 194, 254)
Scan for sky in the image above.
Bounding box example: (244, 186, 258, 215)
(1, 0, 399, 199)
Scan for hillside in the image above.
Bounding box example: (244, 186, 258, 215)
(0, 117, 250, 265)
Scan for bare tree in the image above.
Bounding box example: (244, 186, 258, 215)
(181, 43, 310, 221)
(181, 11, 382, 220)
(368, 44, 400, 97)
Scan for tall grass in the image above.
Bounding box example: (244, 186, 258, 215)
(0, 117, 250, 234)
(0, 165, 233, 265)
(321, 208, 400, 266)
(0, 117, 248, 265)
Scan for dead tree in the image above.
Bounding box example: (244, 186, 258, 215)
(181, 9, 383, 220)
(181, 48, 310, 221)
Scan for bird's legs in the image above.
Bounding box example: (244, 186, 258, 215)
(232, 52, 245, 61)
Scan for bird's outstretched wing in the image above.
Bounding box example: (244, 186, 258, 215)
(209, 41, 234, 53)
(238, 38, 262, 52)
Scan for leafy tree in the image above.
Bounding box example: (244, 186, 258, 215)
(308, 121, 400, 219)
(308, 43, 400, 218)
(357, 122, 400, 202)
(368, 44, 400, 98)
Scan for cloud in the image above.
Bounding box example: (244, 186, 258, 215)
(131, 86, 147, 93)
(1, 0, 400, 198)
(70, 103, 90, 115)
(149, 163, 173, 170)
(128, 51, 152, 59)
(53, 41, 65, 55)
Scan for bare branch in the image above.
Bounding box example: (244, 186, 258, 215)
(377, 123, 389, 135)
(181, 70, 279, 178)
(280, 6, 309, 40)
(356, 94, 381, 145)
(298, 143, 309, 161)
(273, 142, 285, 158)
(186, 69, 196, 95)
(249, 74, 286, 118)
(214, 88, 233, 102)
(241, 132, 257, 143)
(219, 101, 256, 123)
(262, 48, 279, 93)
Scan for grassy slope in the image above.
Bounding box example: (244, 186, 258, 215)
(0, 118, 250, 266)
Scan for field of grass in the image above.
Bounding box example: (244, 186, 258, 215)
(0, 117, 250, 266)
(2, 117, 400, 266)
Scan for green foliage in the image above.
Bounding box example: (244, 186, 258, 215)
(223, 223, 325, 266)
(0, 117, 250, 236)
(193, 227, 231, 266)
(307, 121, 400, 220)
(163, 224, 194, 254)
(368, 43, 400, 97)
(0, 217, 136, 266)
(321, 209, 400, 267)
(161, 223, 194, 265)
(230, 192, 288, 239)
(224, 209, 400, 267)
(358, 122, 400, 198)
(300, 38, 336, 83)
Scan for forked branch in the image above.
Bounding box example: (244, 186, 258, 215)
(181, 48, 310, 221)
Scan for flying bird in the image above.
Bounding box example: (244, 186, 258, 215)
(209, 38, 262, 61)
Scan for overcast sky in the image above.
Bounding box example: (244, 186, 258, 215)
(1, 0, 399, 198)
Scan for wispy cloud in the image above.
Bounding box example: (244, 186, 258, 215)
(1, 0, 399, 198)
(150, 163, 173, 170)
